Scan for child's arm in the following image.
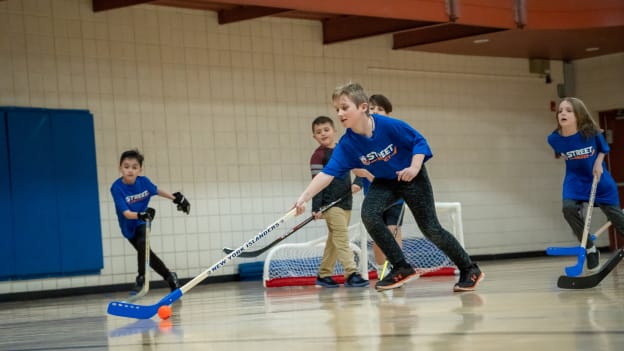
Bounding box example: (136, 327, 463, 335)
(593, 152, 605, 178)
(158, 189, 191, 214)
(396, 154, 425, 182)
(295, 172, 334, 215)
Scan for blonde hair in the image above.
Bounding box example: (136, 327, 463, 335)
(557, 97, 601, 138)
(332, 82, 369, 108)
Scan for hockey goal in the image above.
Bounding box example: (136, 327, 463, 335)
(263, 202, 464, 288)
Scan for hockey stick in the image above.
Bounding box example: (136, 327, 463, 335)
(546, 175, 599, 277)
(557, 249, 624, 289)
(222, 195, 348, 258)
(379, 202, 406, 280)
(547, 221, 612, 256)
(107, 209, 296, 319)
(127, 219, 151, 302)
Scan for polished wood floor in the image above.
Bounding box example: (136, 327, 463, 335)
(1, 255, 623, 351)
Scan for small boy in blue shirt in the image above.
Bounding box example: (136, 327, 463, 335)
(110, 149, 190, 293)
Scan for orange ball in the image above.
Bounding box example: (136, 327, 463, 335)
(157, 305, 172, 320)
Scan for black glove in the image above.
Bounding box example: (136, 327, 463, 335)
(138, 207, 156, 222)
(173, 192, 190, 214)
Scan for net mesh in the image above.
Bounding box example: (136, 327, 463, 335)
(263, 202, 464, 288)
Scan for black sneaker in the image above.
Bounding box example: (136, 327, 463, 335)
(344, 272, 369, 288)
(316, 276, 339, 288)
(375, 266, 419, 291)
(166, 272, 180, 291)
(586, 249, 600, 271)
(130, 275, 145, 295)
(453, 264, 484, 292)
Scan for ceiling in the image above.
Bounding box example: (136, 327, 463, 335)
(93, 0, 624, 61)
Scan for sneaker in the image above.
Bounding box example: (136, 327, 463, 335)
(344, 272, 369, 288)
(375, 266, 419, 291)
(166, 272, 180, 291)
(316, 276, 339, 288)
(586, 249, 600, 271)
(130, 275, 145, 295)
(453, 264, 484, 292)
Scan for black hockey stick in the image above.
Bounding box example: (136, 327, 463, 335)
(222, 194, 348, 258)
(557, 249, 624, 289)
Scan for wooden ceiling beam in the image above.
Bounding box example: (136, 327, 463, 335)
(218, 6, 290, 24)
(393, 23, 506, 49)
(92, 0, 154, 12)
(323, 16, 434, 44)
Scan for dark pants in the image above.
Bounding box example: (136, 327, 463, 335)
(128, 224, 171, 279)
(562, 200, 624, 248)
(361, 166, 473, 270)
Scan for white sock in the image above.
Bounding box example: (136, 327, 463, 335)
(587, 246, 597, 253)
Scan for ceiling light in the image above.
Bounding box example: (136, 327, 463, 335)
(473, 39, 490, 44)
(585, 47, 600, 52)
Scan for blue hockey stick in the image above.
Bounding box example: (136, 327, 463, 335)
(546, 175, 598, 277)
(107, 209, 296, 319)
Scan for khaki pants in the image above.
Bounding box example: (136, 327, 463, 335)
(318, 207, 358, 278)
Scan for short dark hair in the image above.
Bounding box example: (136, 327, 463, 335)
(369, 94, 392, 114)
(312, 116, 334, 132)
(119, 149, 144, 166)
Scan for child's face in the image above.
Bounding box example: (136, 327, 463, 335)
(333, 95, 368, 129)
(557, 100, 577, 130)
(369, 104, 386, 115)
(119, 157, 142, 184)
(312, 122, 336, 148)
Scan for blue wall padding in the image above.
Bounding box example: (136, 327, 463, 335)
(7, 109, 61, 276)
(0, 113, 15, 279)
(0, 107, 103, 279)
(238, 261, 264, 281)
(51, 110, 103, 273)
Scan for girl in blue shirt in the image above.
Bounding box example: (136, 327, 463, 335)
(547, 97, 624, 271)
(293, 82, 483, 292)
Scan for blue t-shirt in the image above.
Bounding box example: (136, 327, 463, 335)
(110, 176, 158, 239)
(323, 114, 433, 179)
(547, 131, 619, 205)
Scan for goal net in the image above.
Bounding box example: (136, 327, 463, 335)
(263, 202, 464, 288)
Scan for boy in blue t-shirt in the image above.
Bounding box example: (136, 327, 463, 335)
(548, 97, 624, 271)
(293, 82, 483, 292)
(110, 149, 190, 293)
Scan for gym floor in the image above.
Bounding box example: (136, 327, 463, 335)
(1, 255, 623, 351)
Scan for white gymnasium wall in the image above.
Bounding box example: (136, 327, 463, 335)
(0, 0, 621, 294)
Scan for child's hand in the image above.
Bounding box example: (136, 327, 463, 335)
(352, 168, 374, 182)
(294, 198, 307, 216)
(396, 165, 421, 182)
(593, 163, 603, 178)
(138, 207, 156, 221)
(173, 192, 191, 214)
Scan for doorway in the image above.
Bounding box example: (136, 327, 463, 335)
(600, 108, 624, 250)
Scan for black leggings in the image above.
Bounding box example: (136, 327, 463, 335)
(361, 166, 473, 270)
(128, 224, 171, 278)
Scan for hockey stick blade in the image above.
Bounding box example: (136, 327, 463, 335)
(222, 216, 314, 257)
(557, 249, 624, 289)
(107, 209, 296, 319)
(221, 194, 348, 258)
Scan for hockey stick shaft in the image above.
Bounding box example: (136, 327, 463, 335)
(127, 219, 151, 302)
(107, 209, 296, 319)
(380, 202, 406, 280)
(223, 194, 348, 257)
(562, 175, 599, 277)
